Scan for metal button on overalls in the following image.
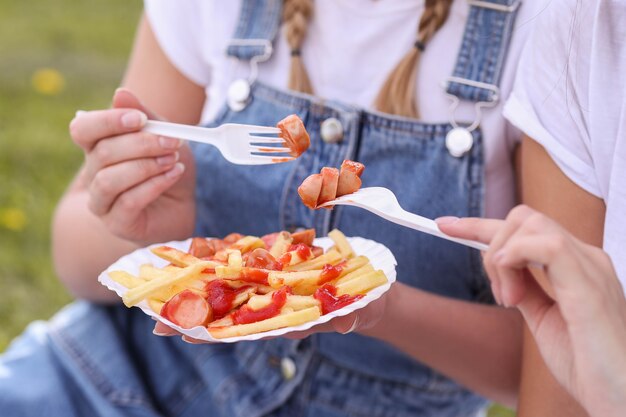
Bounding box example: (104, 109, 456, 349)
(280, 357, 296, 380)
(227, 79, 251, 112)
(320, 117, 344, 143)
(445, 127, 474, 157)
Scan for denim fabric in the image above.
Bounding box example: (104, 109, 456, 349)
(0, 0, 519, 415)
(446, 0, 521, 102)
(226, 0, 282, 60)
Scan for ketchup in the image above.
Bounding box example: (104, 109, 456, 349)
(288, 243, 313, 260)
(318, 263, 343, 285)
(314, 284, 363, 315)
(241, 268, 270, 285)
(205, 280, 237, 319)
(233, 287, 291, 324)
(245, 248, 282, 271)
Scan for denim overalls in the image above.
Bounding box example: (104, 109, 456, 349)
(0, 1, 520, 416)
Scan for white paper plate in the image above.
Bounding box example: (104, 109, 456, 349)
(98, 236, 397, 343)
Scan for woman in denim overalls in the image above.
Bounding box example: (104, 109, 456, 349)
(0, 1, 527, 416)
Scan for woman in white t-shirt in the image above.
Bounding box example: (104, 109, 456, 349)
(0, 1, 542, 416)
(440, 1, 626, 416)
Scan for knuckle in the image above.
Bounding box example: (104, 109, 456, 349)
(544, 234, 567, 256)
(508, 204, 534, 222)
(524, 212, 548, 233)
(91, 142, 111, 164)
(92, 171, 114, 196)
(140, 132, 160, 153)
(136, 158, 157, 177)
(116, 194, 137, 213)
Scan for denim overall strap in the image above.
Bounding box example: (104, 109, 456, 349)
(445, 0, 521, 103)
(226, 0, 283, 61)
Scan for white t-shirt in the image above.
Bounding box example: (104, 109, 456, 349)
(144, 0, 540, 219)
(504, 0, 626, 284)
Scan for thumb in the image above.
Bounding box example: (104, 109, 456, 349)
(112, 88, 161, 120)
(515, 269, 554, 332)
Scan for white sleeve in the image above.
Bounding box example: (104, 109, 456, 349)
(144, 0, 212, 87)
(503, 0, 600, 197)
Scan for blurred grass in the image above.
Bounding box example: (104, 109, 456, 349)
(0, 1, 515, 416)
(0, 0, 142, 350)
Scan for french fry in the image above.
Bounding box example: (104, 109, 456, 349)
(339, 256, 369, 276)
(139, 264, 170, 281)
(215, 265, 242, 278)
(328, 229, 354, 259)
(232, 287, 256, 309)
(285, 248, 342, 271)
(335, 270, 387, 296)
(109, 271, 144, 289)
(246, 293, 320, 311)
(227, 250, 243, 268)
(122, 262, 213, 307)
(148, 298, 165, 314)
(230, 236, 265, 253)
(151, 246, 221, 268)
(269, 231, 293, 258)
(268, 269, 322, 289)
(208, 307, 321, 339)
(335, 263, 375, 285)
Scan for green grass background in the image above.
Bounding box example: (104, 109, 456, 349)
(0, 1, 514, 415)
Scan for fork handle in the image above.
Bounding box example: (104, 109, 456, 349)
(143, 120, 219, 146)
(389, 210, 489, 251)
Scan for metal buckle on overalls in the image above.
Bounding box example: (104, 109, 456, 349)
(227, 39, 273, 112)
(466, 0, 521, 13)
(442, 77, 500, 157)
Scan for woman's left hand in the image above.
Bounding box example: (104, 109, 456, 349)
(437, 205, 626, 417)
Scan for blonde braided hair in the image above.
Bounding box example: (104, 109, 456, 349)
(374, 0, 454, 118)
(283, 0, 314, 94)
(282, 0, 453, 118)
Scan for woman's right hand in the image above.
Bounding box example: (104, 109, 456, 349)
(439, 207, 626, 417)
(69, 88, 196, 245)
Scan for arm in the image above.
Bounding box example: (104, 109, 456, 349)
(360, 284, 523, 407)
(517, 136, 605, 417)
(52, 14, 206, 301)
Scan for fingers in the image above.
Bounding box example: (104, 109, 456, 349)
(112, 88, 160, 120)
(88, 157, 182, 216)
(153, 321, 180, 336)
(436, 217, 504, 244)
(101, 163, 185, 236)
(84, 131, 182, 181)
(70, 108, 148, 151)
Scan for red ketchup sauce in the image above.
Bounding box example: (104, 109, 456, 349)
(233, 287, 292, 324)
(318, 263, 344, 285)
(206, 280, 241, 319)
(314, 284, 363, 315)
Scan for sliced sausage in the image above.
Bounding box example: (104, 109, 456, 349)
(317, 167, 339, 205)
(160, 290, 213, 329)
(292, 228, 316, 246)
(337, 160, 365, 196)
(298, 173, 323, 209)
(277, 114, 310, 157)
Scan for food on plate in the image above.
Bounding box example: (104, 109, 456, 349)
(108, 229, 387, 339)
(277, 114, 310, 157)
(298, 160, 365, 209)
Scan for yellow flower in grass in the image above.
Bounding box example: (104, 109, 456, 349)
(31, 68, 66, 96)
(0, 208, 27, 231)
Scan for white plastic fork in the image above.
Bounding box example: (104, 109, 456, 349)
(319, 187, 489, 251)
(143, 120, 294, 165)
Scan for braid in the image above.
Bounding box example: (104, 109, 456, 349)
(374, 0, 453, 118)
(283, 0, 314, 94)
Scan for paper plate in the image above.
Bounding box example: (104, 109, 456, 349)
(98, 236, 397, 343)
